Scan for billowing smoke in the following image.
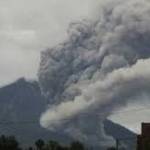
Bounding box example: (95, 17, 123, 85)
(38, 0, 150, 147)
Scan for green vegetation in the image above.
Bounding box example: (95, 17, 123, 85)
(0, 135, 20, 150)
(106, 147, 116, 150)
(0, 135, 120, 150)
(0, 135, 86, 150)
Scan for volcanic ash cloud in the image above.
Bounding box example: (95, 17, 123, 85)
(38, 0, 150, 147)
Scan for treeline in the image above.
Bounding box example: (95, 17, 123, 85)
(0, 135, 85, 150)
(32, 139, 85, 150)
(0, 135, 117, 150)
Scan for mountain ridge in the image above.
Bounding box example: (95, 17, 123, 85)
(0, 78, 136, 149)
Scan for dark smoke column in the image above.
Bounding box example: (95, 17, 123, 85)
(38, 0, 150, 149)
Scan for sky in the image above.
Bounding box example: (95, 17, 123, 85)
(109, 100, 150, 134)
(0, 0, 99, 86)
(1, 0, 150, 134)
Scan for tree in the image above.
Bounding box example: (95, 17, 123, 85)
(47, 140, 60, 150)
(107, 147, 116, 150)
(70, 141, 84, 150)
(35, 139, 45, 150)
(28, 147, 34, 150)
(7, 136, 19, 150)
(0, 135, 20, 150)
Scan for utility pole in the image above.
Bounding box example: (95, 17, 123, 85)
(116, 139, 119, 150)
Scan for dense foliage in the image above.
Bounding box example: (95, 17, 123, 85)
(0, 135, 87, 150)
(0, 135, 118, 150)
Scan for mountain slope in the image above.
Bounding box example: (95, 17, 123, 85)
(0, 78, 136, 149)
(0, 78, 72, 146)
(104, 120, 137, 149)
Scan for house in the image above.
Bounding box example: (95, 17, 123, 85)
(137, 123, 150, 150)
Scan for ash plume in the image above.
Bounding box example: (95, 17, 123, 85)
(38, 0, 150, 148)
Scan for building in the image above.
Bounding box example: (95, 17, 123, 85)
(137, 123, 150, 150)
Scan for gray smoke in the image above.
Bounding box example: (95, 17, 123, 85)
(38, 0, 150, 147)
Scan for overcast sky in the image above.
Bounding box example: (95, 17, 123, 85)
(109, 100, 150, 134)
(0, 0, 99, 86)
(1, 0, 150, 133)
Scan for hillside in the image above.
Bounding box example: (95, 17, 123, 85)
(0, 78, 136, 149)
